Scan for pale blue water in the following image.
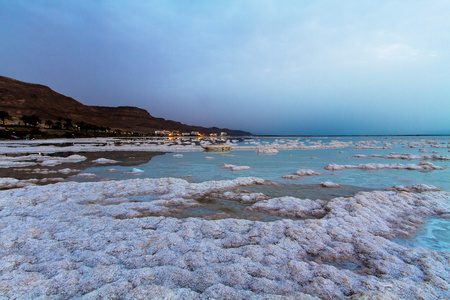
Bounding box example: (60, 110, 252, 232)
(71, 136, 450, 251)
(78, 136, 450, 191)
(394, 218, 450, 251)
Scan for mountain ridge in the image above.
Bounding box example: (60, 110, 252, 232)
(0, 75, 251, 136)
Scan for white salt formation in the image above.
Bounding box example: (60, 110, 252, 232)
(282, 169, 324, 179)
(0, 177, 449, 299)
(325, 161, 446, 171)
(0, 154, 87, 168)
(349, 153, 450, 161)
(0, 177, 67, 189)
(123, 168, 145, 175)
(221, 163, 252, 171)
(0, 137, 448, 155)
(256, 148, 279, 155)
(92, 158, 119, 164)
(320, 181, 341, 188)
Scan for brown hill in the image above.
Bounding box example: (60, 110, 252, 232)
(0, 75, 251, 136)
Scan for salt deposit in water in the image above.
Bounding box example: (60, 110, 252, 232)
(92, 158, 119, 164)
(282, 169, 324, 180)
(221, 164, 252, 171)
(256, 148, 279, 155)
(320, 181, 341, 188)
(325, 161, 446, 171)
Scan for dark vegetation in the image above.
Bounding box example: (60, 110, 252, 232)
(0, 110, 148, 139)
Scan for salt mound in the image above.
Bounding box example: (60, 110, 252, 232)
(350, 153, 450, 161)
(221, 163, 251, 171)
(320, 181, 340, 188)
(123, 168, 145, 175)
(388, 184, 441, 193)
(282, 169, 324, 179)
(76, 173, 98, 178)
(325, 162, 446, 171)
(39, 154, 88, 167)
(0, 177, 37, 189)
(0, 178, 449, 299)
(92, 158, 119, 164)
(256, 148, 279, 155)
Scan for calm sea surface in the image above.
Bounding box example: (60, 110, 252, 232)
(73, 136, 450, 251)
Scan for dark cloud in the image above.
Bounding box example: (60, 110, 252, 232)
(1, 0, 449, 134)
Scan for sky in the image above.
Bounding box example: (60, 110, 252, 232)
(1, 0, 449, 135)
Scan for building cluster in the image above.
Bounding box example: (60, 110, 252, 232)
(154, 130, 227, 137)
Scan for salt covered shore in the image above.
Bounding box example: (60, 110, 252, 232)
(1, 176, 449, 299)
(1, 137, 449, 155)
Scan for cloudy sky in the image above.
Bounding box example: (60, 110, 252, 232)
(1, 0, 449, 135)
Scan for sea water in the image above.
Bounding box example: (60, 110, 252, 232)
(79, 136, 450, 191)
(72, 136, 450, 251)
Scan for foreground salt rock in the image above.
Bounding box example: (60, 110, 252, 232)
(282, 169, 324, 179)
(0, 177, 449, 299)
(221, 163, 252, 171)
(325, 161, 446, 171)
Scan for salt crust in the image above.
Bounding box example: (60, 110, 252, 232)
(123, 168, 145, 175)
(0, 177, 449, 299)
(256, 148, 279, 155)
(0, 154, 87, 168)
(92, 158, 119, 164)
(325, 161, 446, 171)
(282, 169, 324, 179)
(0, 177, 65, 189)
(221, 164, 252, 171)
(320, 182, 341, 188)
(18, 167, 80, 175)
(0, 138, 449, 155)
(349, 153, 450, 161)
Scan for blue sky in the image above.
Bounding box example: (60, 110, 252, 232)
(1, 0, 449, 135)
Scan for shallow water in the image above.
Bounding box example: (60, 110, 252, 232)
(236, 183, 374, 200)
(75, 136, 450, 191)
(394, 218, 450, 251)
(129, 193, 289, 222)
(68, 136, 450, 252)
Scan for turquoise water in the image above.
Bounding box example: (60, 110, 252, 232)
(72, 136, 450, 251)
(394, 218, 450, 251)
(79, 136, 450, 191)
